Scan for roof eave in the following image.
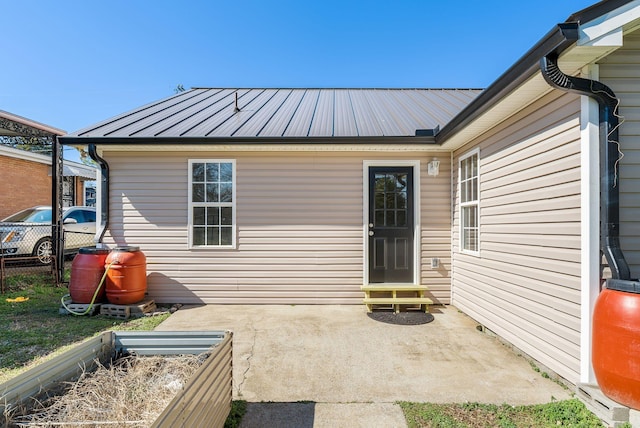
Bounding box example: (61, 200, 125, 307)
(58, 135, 437, 146)
(0, 110, 66, 137)
(434, 22, 580, 145)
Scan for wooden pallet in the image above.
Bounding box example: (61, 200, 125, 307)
(361, 284, 432, 313)
(100, 300, 157, 320)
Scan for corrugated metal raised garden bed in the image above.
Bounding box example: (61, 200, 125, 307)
(1, 330, 232, 427)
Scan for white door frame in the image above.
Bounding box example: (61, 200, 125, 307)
(362, 160, 421, 285)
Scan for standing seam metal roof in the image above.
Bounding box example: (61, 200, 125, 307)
(68, 88, 482, 140)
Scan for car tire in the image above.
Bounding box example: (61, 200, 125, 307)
(33, 237, 53, 265)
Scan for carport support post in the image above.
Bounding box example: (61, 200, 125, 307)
(51, 136, 64, 284)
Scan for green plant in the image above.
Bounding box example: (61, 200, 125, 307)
(225, 400, 247, 428)
(399, 402, 466, 428)
(531, 399, 603, 427)
(400, 400, 603, 428)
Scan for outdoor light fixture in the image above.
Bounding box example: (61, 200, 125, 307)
(427, 158, 440, 177)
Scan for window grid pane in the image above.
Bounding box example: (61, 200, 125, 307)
(460, 153, 479, 253)
(191, 161, 234, 247)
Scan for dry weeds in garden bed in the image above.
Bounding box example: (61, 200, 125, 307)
(6, 354, 205, 427)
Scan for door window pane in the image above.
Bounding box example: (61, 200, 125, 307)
(397, 192, 406, 209)
(397, 211, 406, 227)
(373, 171, 410, 229)
(386, 210, 395, 227)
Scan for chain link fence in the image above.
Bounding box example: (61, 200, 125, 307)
(1, 226, 95, 292)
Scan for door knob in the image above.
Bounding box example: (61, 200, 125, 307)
(368, 223, 374, 228)
(368, 231, 374, 236)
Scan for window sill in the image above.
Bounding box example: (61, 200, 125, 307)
(189, 245, 237, 250)
(459, 249, 480, 257)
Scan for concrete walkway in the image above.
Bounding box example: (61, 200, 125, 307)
(156, 305, 570, 427)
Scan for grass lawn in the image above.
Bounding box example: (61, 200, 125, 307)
(400, 399, 612, 428)
(0, 272, 170, 382)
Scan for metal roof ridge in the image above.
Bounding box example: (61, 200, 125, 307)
(189, 87, 484, 91)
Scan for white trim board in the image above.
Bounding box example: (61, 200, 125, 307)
(579, 65, 601, 384)
(362, 160, 421, 285)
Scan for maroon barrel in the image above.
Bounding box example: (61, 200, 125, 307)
(69, 247, 110, 304)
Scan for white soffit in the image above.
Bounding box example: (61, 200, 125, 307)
(579, 0, 640, 47)
(439, 72, 556, 151)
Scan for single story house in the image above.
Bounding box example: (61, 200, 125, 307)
(0, 111, 96, 219)
(59, 0, 640, 391)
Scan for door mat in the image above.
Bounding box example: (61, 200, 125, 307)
(367, 311, 434, 325)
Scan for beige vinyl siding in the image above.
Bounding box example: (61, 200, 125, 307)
(102, 150, 451, 304)
(599, 30, 640, 279)
(420, 157, 452, 303)
(452, 91, 582, 383)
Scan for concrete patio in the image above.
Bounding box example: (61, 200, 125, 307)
(156, 304, 571, 427)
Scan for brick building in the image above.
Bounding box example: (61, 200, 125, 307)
(0, 110, 96, 219)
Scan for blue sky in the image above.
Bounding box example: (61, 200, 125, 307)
(4, 0, 595, 141)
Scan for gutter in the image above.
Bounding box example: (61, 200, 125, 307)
(541, 52, 639, 292)
(88, 144, 109, 243)
(435, 23, 579, 144)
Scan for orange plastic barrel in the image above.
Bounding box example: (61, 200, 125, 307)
(592, 288, 640, 410)
(69, 247, 110, 304)
(105, 246, 147, 305)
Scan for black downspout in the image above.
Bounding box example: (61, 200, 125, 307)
(88, 144, 109, 244)
(540, 52, 640, 292)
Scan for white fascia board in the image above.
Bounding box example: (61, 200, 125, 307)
(578, 1, 640, 47)
(0, 144, 51, 165)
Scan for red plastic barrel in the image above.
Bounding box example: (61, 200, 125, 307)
(69, 247, 110, 304)
(592, 288, 640, 410)
(105, 246, 147, 305)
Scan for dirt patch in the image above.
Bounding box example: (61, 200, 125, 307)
(6, 354, 205, 427)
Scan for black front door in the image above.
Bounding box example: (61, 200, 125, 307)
(368, 167, 414, 283)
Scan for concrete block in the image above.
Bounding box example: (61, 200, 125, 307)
(577, 383, 630, 427)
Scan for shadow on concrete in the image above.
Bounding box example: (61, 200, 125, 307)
(239, 402, 315, 428)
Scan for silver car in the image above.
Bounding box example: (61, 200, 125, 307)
(0, 206, 97, 264)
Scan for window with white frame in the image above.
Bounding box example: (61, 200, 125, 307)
(459, 150, 479, 254)
(189, 160, 236, 248)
